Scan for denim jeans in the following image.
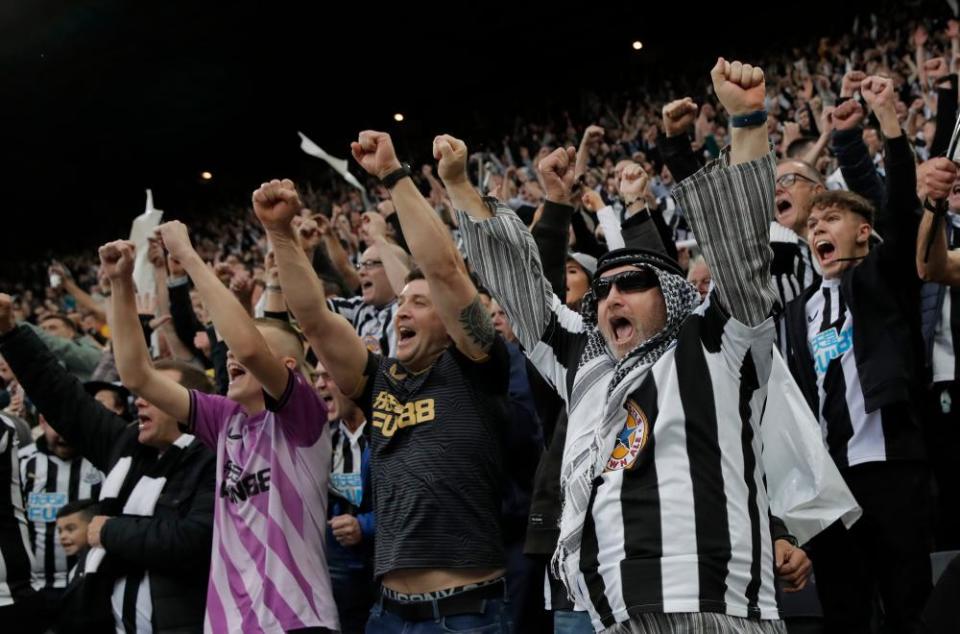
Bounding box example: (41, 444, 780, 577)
(365, 596, 512, 633)
(552, 609, 594, 634)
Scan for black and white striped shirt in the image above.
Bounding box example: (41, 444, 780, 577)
(0, 414, 33, 608)
(770, 221, 819, 350)
(19, 441, 102, 589)
(805, 279, 920, 467)
(327, 296, 398, 357)
(460, 152, 781, 629)
(931, 214, 960, 383)
(329, 421, 367, 510)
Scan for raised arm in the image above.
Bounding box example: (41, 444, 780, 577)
(350, 131, 493, 360)
(252, 180, 368, 397)
(673, 59, 778, 326)
(0, 294, 128, 472)
(359, 212, 411, 297)
(101, 240, 191, 423)
(452, 143, 588, 400)
(50, 261, 107, 323)
(916, 159, 960, 283)
(829, 99, 886, 214)
(660, 97, 703, 184)
(156, 220, 290, 400)
(860, 75, 919, 261)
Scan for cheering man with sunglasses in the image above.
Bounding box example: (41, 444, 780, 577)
(454, 59, 789, 633)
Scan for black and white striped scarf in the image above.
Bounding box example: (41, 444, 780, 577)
(85, 433, 196, 634)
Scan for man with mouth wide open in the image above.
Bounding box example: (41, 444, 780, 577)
(458, 58, 789, 633)
(259, 132, 515, 630)
(782, 74, 934, 633)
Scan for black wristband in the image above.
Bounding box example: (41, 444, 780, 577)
(730, 109, 768, 128)
(381, 163, 412, 189)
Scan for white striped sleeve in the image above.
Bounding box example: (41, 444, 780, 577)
(673, 151, 778, 327)
(457, 202, 586, 401)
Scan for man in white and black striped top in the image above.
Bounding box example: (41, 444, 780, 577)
(0, 412, 38, 634)
(783, 75, 934, 633)
(316, 360, 375, 634)
(771, 158, 821, 313)
(456, 59, 790, 633)
(327, 244, 399, 357)
(18, 416, 102, 603)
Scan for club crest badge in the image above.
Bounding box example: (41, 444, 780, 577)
(606, 399, 650, 471)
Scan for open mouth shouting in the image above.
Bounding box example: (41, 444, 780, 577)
(397, 325, 417, 349)
(609, 316, 636, 346)
(227, 361, 248, 384)
(814, 239, 837, 266)
(776, 197, 793, 218)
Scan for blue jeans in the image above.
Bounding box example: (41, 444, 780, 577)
(365, 597, 512, 633)
(552, 609, 594, 634)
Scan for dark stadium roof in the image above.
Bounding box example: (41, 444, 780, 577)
(1, 0, 910, 257)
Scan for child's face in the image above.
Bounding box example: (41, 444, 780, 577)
(57, 512, 90, 556)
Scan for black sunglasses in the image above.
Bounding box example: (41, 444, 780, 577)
(591, 268, 659, 301)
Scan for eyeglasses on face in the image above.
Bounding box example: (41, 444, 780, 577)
(591, 268, 659, 301)
(776, 172, 819, 188)
(357, 259, 383, 272)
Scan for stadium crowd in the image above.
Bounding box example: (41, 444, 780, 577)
(2, 7, 960, 634)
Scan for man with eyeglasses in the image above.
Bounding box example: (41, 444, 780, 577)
(458, 59, 798, 633)
(327, 243, 399, 356)
(661, 99, 823, 346)
(770, 160, 825, 345)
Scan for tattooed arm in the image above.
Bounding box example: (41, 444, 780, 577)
(351, 130, 496, 360)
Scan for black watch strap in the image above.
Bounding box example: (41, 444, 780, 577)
(381, 163, 412, 189)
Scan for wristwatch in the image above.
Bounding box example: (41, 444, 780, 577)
(381, 163, 412, 189)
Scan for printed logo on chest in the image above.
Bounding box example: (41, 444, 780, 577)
(606, 399, 651, 471)
(371, 390, 436, 438)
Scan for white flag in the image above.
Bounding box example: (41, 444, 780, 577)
(129, 189, 164, 295)
(298, 132, 366, 193)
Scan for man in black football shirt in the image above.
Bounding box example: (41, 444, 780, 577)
(254, 131, 512, 633)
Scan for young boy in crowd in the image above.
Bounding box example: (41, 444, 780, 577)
(104, 223, 337, 634)
(56, 498, 98, 564)
(55, 499, 114, 634)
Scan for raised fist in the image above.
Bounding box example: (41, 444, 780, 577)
(252, 178, 303, 232)
(924, 57, 949, 82)
(297, 217, 322, 251)
(538, 147, 578, 205)
(581, 125, 605, 146)
(710, 58, 765, 116)
(0, 293, 14, 334)
(840, 70, 866, 99)
(662, 97, 699, 138)
(581, 189, 605, 213)
(98, 240, 137, 280)
(146, 236, 166, 269)
(156, 222, 195, 263)
(831, 99, 864, 132)
(819, 105, 836, 135)
(351, 130, 402, 180)
(360, 211, 389, 243)
(433, 134, 469, 185)
(948, 19, 959, 40)
(860, 76, 895, 113)
(919, 157, 958, 202)
(619, 163, 650, 201)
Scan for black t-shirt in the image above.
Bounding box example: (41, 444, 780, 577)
(354, 337, 511, 577)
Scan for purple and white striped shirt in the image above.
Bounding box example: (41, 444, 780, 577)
(189, 370, 337, 633)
